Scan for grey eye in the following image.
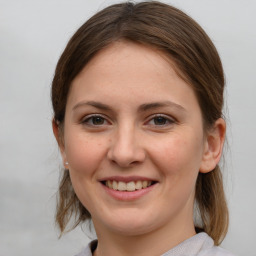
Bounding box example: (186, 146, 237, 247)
(153, 116, 168, 125)
(82, 115, 108, 126)
(91, 116, 105, 125)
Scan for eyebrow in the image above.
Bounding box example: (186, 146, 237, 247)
(72, 100, 186, 113)
(72, 101, 112, 111)
(138, 101, 186, 113)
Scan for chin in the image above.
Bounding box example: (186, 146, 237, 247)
(100, 212, 158, 236)
(109, 222, 154, 236)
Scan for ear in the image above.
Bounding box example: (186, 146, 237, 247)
(52, 119, 68, 167)
(199, 118, 226, 173)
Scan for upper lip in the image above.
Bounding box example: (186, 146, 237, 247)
(98, 176, 158, 183)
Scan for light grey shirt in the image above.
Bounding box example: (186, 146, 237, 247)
(75, 232, 236, 256)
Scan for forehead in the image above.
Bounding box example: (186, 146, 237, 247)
(78, 41, 177, 79)
(67, 41, 200, 113)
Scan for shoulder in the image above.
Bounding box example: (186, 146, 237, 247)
(74, 246, 91, 256)
(199, 246, 237, 256)
(162, 232, 236, 256)
(195, 233, 236, 256)
(74, 240, 97, 256)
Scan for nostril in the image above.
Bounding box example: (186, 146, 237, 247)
(107, 138, 146, 167)
(109, 158, 140, 168)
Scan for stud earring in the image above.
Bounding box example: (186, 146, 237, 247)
(65, 162, 69, 165)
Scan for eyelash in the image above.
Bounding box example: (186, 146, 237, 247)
(145, 114, 176, 127)
(81, 114, 110, 127)
(81, 114, 176, 128)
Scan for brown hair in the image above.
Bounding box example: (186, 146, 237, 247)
(52, 1, 228, 245)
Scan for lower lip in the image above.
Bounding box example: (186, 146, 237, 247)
(101, 183, 157, 201)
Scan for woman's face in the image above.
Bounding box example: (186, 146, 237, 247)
(59, 41, 219, 237)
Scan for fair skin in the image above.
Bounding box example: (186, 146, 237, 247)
(53, 41, 225, 256)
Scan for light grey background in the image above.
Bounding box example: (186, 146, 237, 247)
(1, 0, 255, 255)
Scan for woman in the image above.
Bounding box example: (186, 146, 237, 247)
(51, 1, 235, 255)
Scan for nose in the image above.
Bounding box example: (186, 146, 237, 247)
(107, 125, 146, 168)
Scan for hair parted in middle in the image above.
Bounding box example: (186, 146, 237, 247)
(52, 1, 228, 245)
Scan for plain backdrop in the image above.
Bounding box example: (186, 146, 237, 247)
(1, 0, 255, 255)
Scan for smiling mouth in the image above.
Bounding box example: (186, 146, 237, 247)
(102, 180, 157, 192)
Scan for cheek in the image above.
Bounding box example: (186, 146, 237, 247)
(64, 132, 106, 177)
(149, 133, 204, 178)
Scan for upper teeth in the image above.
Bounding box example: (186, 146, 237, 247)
(105, 180, 152, 191)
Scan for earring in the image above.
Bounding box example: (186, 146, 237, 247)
(64, 161, 69, 170)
